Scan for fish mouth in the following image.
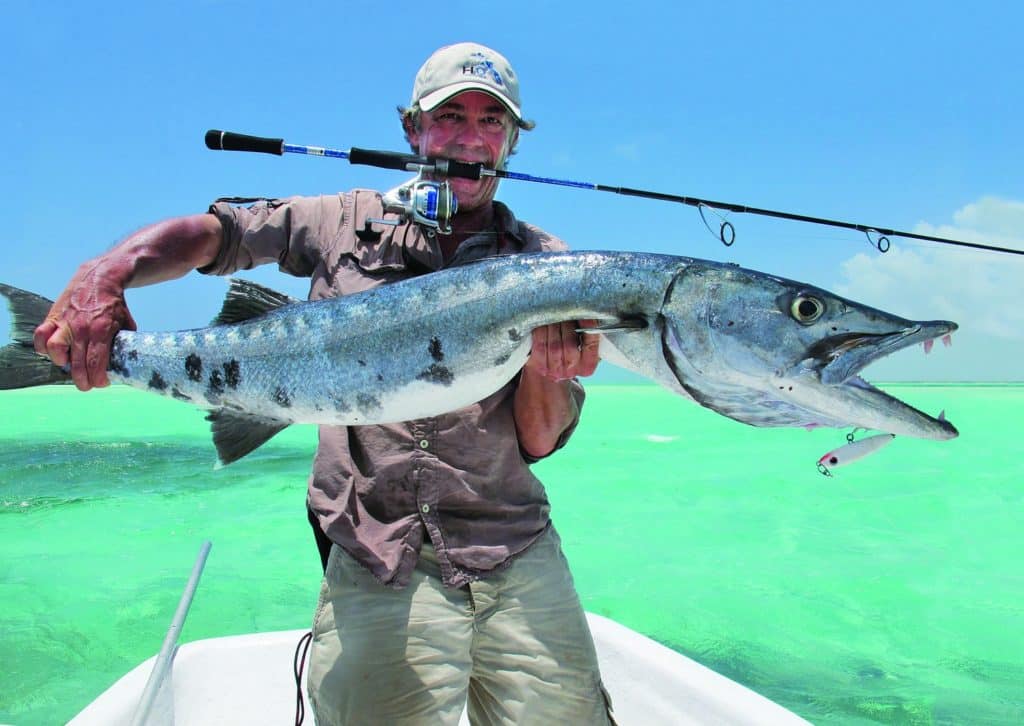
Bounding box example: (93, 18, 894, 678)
(808, 320, 959, 439)
(813, 321, 958, 385)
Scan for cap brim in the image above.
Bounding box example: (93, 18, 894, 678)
(418, 81, 522, 120)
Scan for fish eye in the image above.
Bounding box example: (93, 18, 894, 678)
(790, 295, 824, 324)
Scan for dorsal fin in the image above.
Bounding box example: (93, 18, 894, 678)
(205, 409, 290, 465)
(211, 278, 302, 326)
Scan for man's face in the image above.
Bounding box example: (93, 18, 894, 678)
(408, 90, 519, 212)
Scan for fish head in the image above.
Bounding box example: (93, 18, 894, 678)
(659, 262, 959, 440)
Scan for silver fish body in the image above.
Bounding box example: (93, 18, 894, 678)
(0, 251, 958, 464)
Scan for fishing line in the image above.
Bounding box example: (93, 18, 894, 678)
(204, 130, 1022, 257)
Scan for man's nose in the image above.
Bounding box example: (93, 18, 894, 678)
(452, 122, 486, 147)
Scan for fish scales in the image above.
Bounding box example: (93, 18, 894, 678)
(109, 252, 680, 426)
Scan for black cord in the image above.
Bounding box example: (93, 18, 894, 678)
(293, 630, 314, 725)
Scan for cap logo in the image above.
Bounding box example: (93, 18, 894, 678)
(462, 52, 505, 88)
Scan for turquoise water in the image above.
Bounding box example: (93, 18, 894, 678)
(1, 384, 1022, 725)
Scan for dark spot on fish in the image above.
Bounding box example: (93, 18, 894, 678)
(429, 337, 444, 362)
(148, 371, 167, 391)
(508, 328, 522, 342)
(272, 387, 292, 408)
(171, 386, 192, 402)
(223, 360, 241, 388)
(208, 369, 225, 395)
(127, 350, 139, 361)
(494, 352, 511, 366)
(357, 360, 367, 367)
(108, 339, 129, 376)
(727, 321, 734, 327)
(356, 393, 381, 412)
(185, 354, 203, 382)
(417, 364, 454, 386)
(377, 373, 384, 382)
(330, 392, 351, 413)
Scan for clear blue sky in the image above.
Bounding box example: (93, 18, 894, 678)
(3, 1, 1022, 381)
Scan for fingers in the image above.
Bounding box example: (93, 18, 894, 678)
(527, 320, 602, 381)
(40, 318, 111, 391)
(34, 319, 64, 363)
(576, 319, 601, 377)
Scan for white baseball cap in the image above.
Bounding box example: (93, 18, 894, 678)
(411, 43, 522, 121)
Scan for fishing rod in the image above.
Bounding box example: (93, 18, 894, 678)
(204, 129, 1022, 257)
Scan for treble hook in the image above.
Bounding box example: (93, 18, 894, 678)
(865, 229, 891, 253)
(697, 203, 736, 247)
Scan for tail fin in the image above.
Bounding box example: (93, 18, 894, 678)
(0, 283, 71, 389)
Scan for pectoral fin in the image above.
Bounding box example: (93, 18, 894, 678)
(577, 317, 648, 334)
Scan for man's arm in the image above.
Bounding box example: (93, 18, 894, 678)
(513, 320, 600, 459)
(33, 213, 223, 391)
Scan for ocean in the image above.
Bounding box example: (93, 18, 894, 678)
(1, 384, 1021, 725)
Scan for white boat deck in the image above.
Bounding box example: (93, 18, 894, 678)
(70, 613, 810, 725)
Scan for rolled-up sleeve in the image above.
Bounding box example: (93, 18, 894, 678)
(202, 194, 346, 277)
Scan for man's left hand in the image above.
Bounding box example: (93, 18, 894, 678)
(525, 320, 600, 382)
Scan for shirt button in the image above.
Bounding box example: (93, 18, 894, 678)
(421, 504, 430, 514)
(419, 439, 430, 449)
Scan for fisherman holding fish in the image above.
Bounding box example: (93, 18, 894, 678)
(32, 43, 613, 724)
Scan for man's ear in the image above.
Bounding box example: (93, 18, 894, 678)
(506, 126, 520, 156)
(403, 115, 421, 151)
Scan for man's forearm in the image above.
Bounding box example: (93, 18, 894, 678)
(33, 213, 224, 390)
(91, 213, 223, 289)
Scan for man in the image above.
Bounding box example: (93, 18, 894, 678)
(34, 43, 613, 724)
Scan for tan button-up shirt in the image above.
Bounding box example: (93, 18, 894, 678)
(205, 190, 584, 588)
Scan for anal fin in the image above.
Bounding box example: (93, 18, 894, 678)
(206, 409, 290, 465)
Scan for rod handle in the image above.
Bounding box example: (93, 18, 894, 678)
(430, 158, 485, 180)
(348, 147, 431, 171)
(205, 129, 283, 155)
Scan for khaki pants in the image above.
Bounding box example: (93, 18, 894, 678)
(308, 527, 614, 725)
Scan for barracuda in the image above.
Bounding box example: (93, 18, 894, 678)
(0, 251, 958, 464)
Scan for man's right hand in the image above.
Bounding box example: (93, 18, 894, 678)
(31, 214, 224, 392)
(33, 262, 137, 391)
